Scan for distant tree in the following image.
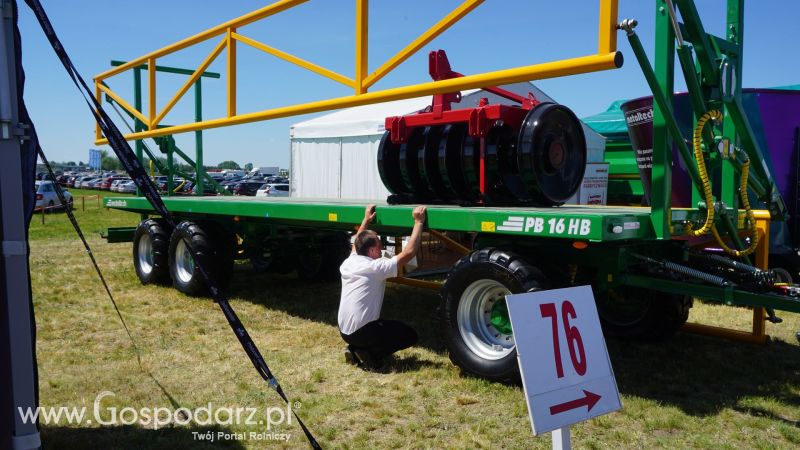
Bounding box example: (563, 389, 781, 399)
(101, 156, 122, 171)
(78, 161, 84, 166)
(244, 162, 253, 172)
(67, 161, 76, 166)
(99, 149, 109, 160)
(217, 160, 241, 170)
(278, 168, 289, 177)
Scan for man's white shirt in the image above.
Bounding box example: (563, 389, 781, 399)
(338, 253, 398, 335)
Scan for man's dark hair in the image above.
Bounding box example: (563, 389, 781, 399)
(354, 230, 380, 256)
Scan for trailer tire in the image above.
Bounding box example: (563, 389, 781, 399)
(297, 233, 350, 281)
(595, 286, 692, 340)
(133, 219, 171, 284)
(440, 247, 547, 382)
(168, 221, 234, 296)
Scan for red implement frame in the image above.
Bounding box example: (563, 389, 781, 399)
(385, 50, 540, 203)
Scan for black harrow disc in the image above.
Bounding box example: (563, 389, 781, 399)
(377, 131, 409, 195)
(517, 103, 587, 205)
(399, 127, 431, 200)
(438, 123, 478, 202)
(458, 130, 482, 203)
(419, 126, 452, 201)
(485, 122, 530, 203)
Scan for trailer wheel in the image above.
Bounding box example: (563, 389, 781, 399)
(595, 286, 692, 340)
(168, 221, 234, 296)
(132, 219, 171, 284)
(441, 248, 547, 382)
(297, 233, 350, 281)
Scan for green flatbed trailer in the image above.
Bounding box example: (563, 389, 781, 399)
(104, 194, 800, 380)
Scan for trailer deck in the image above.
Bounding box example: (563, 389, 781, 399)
(103, 195, 688, 242)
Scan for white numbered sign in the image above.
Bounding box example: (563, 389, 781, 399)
(506, 285, 622, 435)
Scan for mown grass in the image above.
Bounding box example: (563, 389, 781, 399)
(28, 197, 800, 449)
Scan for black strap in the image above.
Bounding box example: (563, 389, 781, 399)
(21, 1, 321, 447)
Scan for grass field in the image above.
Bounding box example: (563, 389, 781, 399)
(28, 189, 800, 449)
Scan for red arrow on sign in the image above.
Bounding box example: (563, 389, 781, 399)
(548, 390, 602, 415)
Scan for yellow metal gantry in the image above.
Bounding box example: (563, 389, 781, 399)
(94, 0, 621, 144)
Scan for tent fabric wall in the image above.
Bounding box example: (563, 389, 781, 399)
(290, 138, 341, 198)
(339, 136, 391, 200)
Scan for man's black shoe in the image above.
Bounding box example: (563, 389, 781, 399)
(353, 348, 382, 370)
(344, 346, 361, 366)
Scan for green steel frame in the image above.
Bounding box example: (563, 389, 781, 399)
(110, 60, 221, 197)
(628, 0, 786, 242)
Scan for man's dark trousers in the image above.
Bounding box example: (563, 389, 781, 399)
(341, 319, 417, 361)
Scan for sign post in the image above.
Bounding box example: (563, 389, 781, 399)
(506, 285, 621, 448)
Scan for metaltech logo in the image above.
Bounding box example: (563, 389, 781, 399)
(625, 107, 653, 125)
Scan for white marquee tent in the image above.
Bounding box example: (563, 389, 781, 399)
(289, 82, 606, 200)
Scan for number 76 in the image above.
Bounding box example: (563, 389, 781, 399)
(540, 301, 587, 378)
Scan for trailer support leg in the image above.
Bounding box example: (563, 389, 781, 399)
(682, 211, 770, 344)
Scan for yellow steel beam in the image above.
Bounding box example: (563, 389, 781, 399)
(363, 0, 484, 89)
(97, 83, 149, 126)
(428, 229, 471, 256)
(232, 32, 355, 88)
(96, 51, 622, 144)
(598, 0, 619, 53)
(227, 27, 237, 117)
(95, 84, 102, 141)
(94, 0, 310, 81)
(388, 276, 442, 291)
(355, 0, 368, 94)
(152, 37, 227, 128)
(147, 57, 156, 127)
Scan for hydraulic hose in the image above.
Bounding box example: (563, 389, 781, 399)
(685, 110, 721, 237)
(711, 156, 760, 257)
(683, 110, 759, 256)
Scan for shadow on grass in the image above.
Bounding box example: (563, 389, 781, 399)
(376, 354, 448, 374)
(41, 425, 246, 450)
(226, 265, 446, 354)
(227, 265, 800, 419)
(607, 330, 800, 418)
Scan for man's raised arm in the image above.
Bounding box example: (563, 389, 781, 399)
(396, 206, 427, 267)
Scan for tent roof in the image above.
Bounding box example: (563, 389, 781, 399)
(290, 82, 556, 139)
(581, 99, 630, 139)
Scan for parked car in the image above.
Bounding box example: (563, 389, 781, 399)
(191, 183, 220, 196)
(110, 178, 131, 192)
(255, 183, 290, 197)
(117, 180, 137, 194)
(233, 181, 266, 196)
(101, 176, 129, 190)
(266, 176, 289, 184)
(86, 178, 104, 189)
(76, 177, 94, 188)
(35, 181, 73, 211)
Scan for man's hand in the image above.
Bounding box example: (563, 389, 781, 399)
(412, 206, 426, 224)
(364, 204, 377, 224)
(356, 204, 377, 235)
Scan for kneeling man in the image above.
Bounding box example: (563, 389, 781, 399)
(338, 204, 426, 368)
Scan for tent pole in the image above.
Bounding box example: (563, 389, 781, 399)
(0, 1, 41, 448)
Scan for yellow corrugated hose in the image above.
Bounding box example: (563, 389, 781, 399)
(711, 156, 759, 257)
(684, 109, 759, 256)
(685, 110, 721, 237)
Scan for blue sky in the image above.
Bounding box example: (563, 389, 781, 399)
(17, 0, 799, 168)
